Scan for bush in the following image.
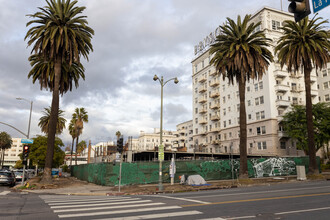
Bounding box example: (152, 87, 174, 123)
(62, 165, 69, 173)
(321, 163, 330, 171)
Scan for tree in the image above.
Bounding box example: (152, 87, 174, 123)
(210, 15, 273, 178)
(71, 108, 88, 165)
(38, 107, 67, 134)
(77, 140, 87, 155)
(282, 103, 330, 155)
(0, 132, 12, 168)
(275, 16, 330, 174)
(116, 131, 121, 140)
(20, 135, 65, 168)
(68, 118, 77, 166)
(25, 0, 94, 183)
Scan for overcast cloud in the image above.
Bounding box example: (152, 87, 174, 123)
(0, 0, 329, 147)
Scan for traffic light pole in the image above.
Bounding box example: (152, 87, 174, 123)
(118, 153, 123, 192)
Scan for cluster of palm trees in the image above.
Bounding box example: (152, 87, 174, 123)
(38, 107, 88, 166)
(25, 0, 94, 183)
(210, 15, 329, 178)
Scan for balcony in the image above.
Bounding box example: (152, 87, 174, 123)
(209, 71, 217, 76)
(278, 131, 289, 139)
(274, 69, 287, 78)
(198, 85, 207, 93)
(310, 75, 317, 83)
(211, 114, 220, 121)
(199, 107, 207, 114)
(275, 84, 290, 93)
(290, 87, 302, 93)
(198, 96, 207, 103)
(210, 91, 220, 98)
(289, 73, 302, 79)
(211, 140, 220, 145)
(199, 118, 208, 124)
(200, 130, 208, 135)
(210, 79, 220, 87)
(276, 99, 290, 108)
(198, 75, 207, 83)
(210, 102, 220, 109)
(210, 127, 221, 132)
(311, 89, 318, 97)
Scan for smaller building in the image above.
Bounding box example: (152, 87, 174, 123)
(2, 138, 23, 168)
(175, 120, 194, 152)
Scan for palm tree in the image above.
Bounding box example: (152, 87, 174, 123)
(71, 108, 88, 165)
(275, 16, 330, 175)
(38, 107, 66, 134)
(25, 0, 94, 183)
(68, 118, 77, 166)
(210, 15, 273, 179)
(116, 131, 121, 140)
(0, 132, 12, 169)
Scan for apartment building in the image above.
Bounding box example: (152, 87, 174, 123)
(2, 138, 23, 168)
(318, 63, 330, 103)
(175, 120, 194, 152)
(135, 129, 177, 152)
(191, 7, 318, 157)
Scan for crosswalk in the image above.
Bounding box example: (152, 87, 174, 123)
(40, 195, 203, 219)
(0, 190, 11, 196)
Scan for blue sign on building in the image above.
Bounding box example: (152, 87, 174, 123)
(312, 0, 330, 13)
(21, 139, 34, 144)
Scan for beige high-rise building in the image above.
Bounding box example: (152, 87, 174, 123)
(191, 7, 319, 157)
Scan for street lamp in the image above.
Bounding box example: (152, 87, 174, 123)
(16, 98, 33, 139)
(153, 74, 179, 191)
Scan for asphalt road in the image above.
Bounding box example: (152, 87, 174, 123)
(1, 180, 330, 219)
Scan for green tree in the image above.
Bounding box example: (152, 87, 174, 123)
(71, 108, 88, 165)
(68, 118, 77, 166)
(282, 103, 330, 155)
(20, 135, 65, 168)
(115, 131, 121, 140)
(25, 0, 94, 183)
(275, 16, 330, 174)
(77, 140, 87, 155)
(38, 107, 67, 134)
(210, 15, 273, 178)
(0, 132, 12, 168)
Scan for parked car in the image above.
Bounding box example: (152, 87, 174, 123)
(0, 170, 16, 187)
(14, 171, 27, 182)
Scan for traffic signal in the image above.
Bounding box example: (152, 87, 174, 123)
(23, 145, 30, 159)
(288, 0, 311, 22)
(117, 137, 123, 153)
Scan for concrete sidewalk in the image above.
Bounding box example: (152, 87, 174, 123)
(18, 174, 329, 196)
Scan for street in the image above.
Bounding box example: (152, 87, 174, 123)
(0, 181, 330, 219)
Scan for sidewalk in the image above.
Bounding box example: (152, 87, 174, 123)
(16, 173, 330, 196)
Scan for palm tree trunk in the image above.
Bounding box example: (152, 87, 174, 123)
(304, 66, 318, 175)
(41, 55, 61, 184)
(75, 135, 79, 165)
(238, 77, 248, 179)
(70, 137, 74, 166)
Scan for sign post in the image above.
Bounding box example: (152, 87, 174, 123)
(312, 0, 330, 13)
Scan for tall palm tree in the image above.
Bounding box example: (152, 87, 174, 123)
(68, 118, 77, 166)
(116, 131, 121, 140)
(275, 16, 330, 175)
(72, 108, 88, 165)
(25, 0, 94, 183)
(38, 107, 66, 134)
(210, 15, 273, 178)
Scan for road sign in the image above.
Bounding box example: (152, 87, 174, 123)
(21, 139, 33, 144)
(312, 0, 330, 13)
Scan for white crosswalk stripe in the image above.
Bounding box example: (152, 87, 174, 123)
(40, 195, 203, 219)
(0, 190, 11, 196)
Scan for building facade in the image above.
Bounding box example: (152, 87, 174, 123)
(191, 7, 319, 157)
(175, 120, 194, 152)
(2, 138, 23, 168)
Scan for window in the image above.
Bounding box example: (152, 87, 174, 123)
(262, 141, 267, 149)
(195, 128, 198, 134)
(324, 82, 329, 89)
(222, 85, 225, 91)
(257, 127, 261, 135)
(195, 88, 198, 94)
(195, 108, 198, 114)
(325, 94, 330, 101)
(195, 98, 198, 103)
(228, 107, 231, 112)
(248, 114, 251, 120)
(194, 65, 197, 73)
(223, 108, 226, 116)
(247, 86, 250, 92)
(202, 60, 204, 68)
(261, 126, 266, 134)
(228, 94, 230, 100)
(255, 98, 260, 105)
(236, 91, 239, 98)
(322, 69, 328, 77)
(259, 81, 263, 90)
(280, 141, 286, 149)
(223, 96, 226, 103)
(195, 118, 198, 123)
(249, 128, 252, 134)
(248, 100, 251, 106)
(229, 132, 232, 137)
(237, 104, 240, 111)
(256, 112, 260, 120)
(272, 20, 280, 30)
(260, 96, 264, 104)
(223, 121, 226, 128)
(261, 111, 265, 119)
(229, 119, 231, 125)
(258, 142, 262, 150)
(255, 83, 258, 91)
(250, 143, 253, 148)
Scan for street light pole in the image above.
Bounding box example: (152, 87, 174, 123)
(16, 97, 33, 186)
(153, 74, 179, 192)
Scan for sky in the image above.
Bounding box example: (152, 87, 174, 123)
(0, 0, 329, 147)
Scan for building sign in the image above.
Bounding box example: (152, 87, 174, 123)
(312, 0, 330, 13)
(21, 138, 33, 144)
(158, 144, 164, 161)
(194, 26, 221, 56)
